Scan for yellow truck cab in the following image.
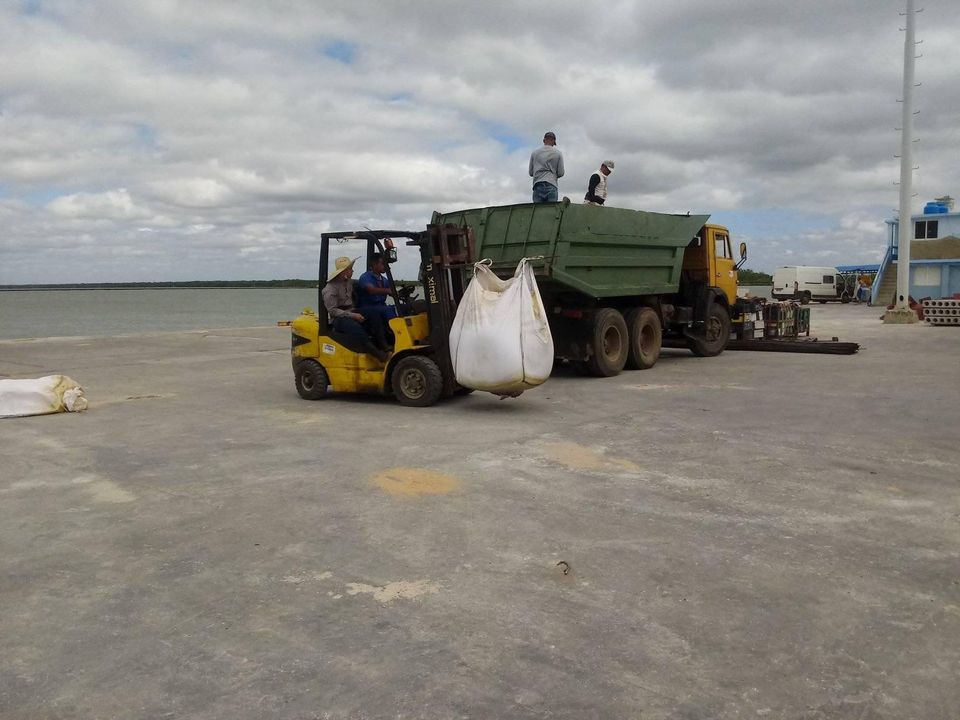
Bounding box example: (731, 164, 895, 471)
(682, 224, 742, 305)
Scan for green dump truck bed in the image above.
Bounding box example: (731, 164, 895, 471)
(432, 202, 709, 299)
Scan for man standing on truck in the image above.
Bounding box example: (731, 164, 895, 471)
(584, 161, 614, 205)
(528, 131, 564, 203)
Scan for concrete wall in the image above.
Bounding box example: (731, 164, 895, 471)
(910, 261, 960, 299)
(738, 284, 772, 299)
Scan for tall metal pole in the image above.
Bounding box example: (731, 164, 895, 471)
(894, 0, 916, 311)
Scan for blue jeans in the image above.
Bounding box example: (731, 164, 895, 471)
(333, 309, 389, 350)
(332, 316, 368, 338)
(532, 182, 558, 203)
(358, 304, 398, 322)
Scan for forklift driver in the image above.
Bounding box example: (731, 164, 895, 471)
(356, 253, 398, 322)
(322, 256, 390, 362)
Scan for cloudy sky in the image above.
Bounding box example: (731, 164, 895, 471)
(2, 0, 958, 283)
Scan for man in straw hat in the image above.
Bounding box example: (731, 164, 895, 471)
(322, 255, 390, 362)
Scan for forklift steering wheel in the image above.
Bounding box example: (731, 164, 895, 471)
(394, 284, 417, 314)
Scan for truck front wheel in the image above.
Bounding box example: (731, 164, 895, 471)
(586, 308, 629, 377)
(625, 307, 662, 370)
(688, 304, 731, 358)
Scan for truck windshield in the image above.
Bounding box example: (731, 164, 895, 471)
(715, 234, 731, 259)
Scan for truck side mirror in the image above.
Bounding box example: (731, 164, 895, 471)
(735, 241, 747, 270)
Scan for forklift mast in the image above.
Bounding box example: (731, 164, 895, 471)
(412, 224, 476, 394)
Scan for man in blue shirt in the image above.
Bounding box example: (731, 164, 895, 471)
(357, 253, 398, 322)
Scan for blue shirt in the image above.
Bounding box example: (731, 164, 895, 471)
(357, 270, 390, 307)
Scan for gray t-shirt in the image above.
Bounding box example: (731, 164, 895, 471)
(528, 145, 565, 188)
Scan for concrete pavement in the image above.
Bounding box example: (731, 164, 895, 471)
(1, 304, 958, 719)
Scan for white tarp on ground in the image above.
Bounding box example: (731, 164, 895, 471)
(449, 258, 554, 395)
(0, 375, 88, 418)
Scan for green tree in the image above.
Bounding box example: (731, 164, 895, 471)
(737, 268, 773, 285)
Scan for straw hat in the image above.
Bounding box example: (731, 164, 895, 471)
(328, 256, 360, 282)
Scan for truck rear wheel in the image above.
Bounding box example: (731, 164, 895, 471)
(625, 307, 662, 370)
(688, 303, 730, 358)
(392, 355, 443, 407)
(295, 359, 329, 400)
(586, 308, 629, 377)
(800, 291, 811, 305)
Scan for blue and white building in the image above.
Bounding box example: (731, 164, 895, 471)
(873, 196, 960, 304)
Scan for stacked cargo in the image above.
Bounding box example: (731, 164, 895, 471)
(922, 298, 960, 326)
(761, 302, 811, 339)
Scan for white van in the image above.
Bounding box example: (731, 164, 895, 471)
(772, 266, 841, 304)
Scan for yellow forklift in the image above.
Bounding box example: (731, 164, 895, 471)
(291, 225, 475, 407)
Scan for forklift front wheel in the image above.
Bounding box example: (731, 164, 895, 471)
(392, 355, 444, 407)
(295, 359, 329, 400)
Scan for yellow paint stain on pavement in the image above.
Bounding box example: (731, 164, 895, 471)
(345, 579, 439, 603)
(372, 467, 460, 496)
(540, 441, 639, 473)
(72, 475, 136, 503)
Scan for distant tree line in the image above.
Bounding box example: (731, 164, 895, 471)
(737, 269, 773, 285)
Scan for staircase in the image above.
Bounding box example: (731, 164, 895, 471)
(873, 262, 898, 307)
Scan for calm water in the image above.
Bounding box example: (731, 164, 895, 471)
(0, 288, 323, 340)
(0, 285, 775, 341)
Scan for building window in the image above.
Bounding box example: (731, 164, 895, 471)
(915, 220, 939, 239)
(914, 266, 941, 287)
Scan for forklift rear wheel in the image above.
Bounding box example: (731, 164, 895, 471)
(295, 359, 329, 400)
(392, 355, 444, 407)
(688, 303, 731, 357)
(624, 307, 662, 370)
(586, 308, 629, 377)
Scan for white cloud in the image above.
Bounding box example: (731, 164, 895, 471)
(148, 177, 235, 208)
(46, 188, 150, 219)
(1, 0, 958, 283)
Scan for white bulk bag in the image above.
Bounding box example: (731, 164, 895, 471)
(0, 375, 88, 419)
(449, 258, 554, 395)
